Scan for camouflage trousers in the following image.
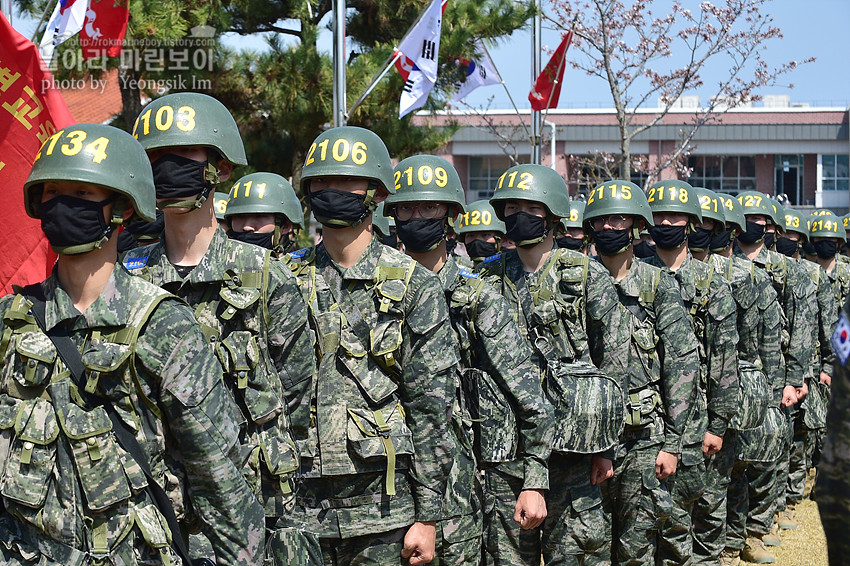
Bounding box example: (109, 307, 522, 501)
(692, 429, 737, 564)
(435, 512, 482, 566)
(786, 410, 809, 507)
(726, 458, 779, 549)
(773, 408, 795, 515)
(483, 454, 610, 566)
(265, 524, 323, 566)
(817, 412, 850, 565)
(656, 444, 706, 566)
(319, 526, 407, 565)
(601, 439, 672, 566)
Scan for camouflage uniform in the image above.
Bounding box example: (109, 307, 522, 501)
(603, 259, 699, 566)
(819, 297, 850, 564)
(0, 266, 264, 565)
(438, 255, 552, 566)
(284, 238, 457, 560)
(643, 253, 739, 566)
(124, 229, 317, 559)
(731, 245, 814, 542)
(478, 247, 630, 566)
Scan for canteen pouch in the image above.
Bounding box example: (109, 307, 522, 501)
(543, 361, 624, 454)
(462, 367, 517, 464)
(730, 360, 770, 431)
(737, 405, 786, 463)
(217, 330, 282, 425)
(0, 397, 59, 508)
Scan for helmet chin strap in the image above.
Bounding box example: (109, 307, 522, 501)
(156, 162, 219, 212)
(52, 196, 124, 256)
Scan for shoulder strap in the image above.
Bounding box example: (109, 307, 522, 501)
(22, 284, 193, 566)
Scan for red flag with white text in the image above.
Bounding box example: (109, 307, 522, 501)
(80, 0, 130, 60)
(0, 13, 74, 294)
(529, 31, 572, 111)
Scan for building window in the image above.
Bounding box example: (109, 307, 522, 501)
(822, 154, 849, 191)
(467, 155, 521, 201)
(687, 156, 756, 194)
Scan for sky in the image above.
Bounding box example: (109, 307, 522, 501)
(9, 0, 849, 111)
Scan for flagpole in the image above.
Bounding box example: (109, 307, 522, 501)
(480, 42, 532, 143)
(347, 0, 447, 118)
(30, 0, 57, 43)
(531, 0, 542, 164)
(332, 0, 347, 126)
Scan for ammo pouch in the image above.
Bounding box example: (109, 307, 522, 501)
(625, 387, 662, 428)
(730, 360, 770, 431)
(802, 380, 830, 430)
(216, 329, 282, 425)
(347, 402, 414, 496)
(543, 360, 624, 454)
(737, 405, 787, 463)
(461, 367, 517, 464)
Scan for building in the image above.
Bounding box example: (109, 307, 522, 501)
(418, 100, 850, 213)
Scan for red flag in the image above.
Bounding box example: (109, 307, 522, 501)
(0, 13, 74, 295)
(529, 31, 573, 111)
(80, 0, 130, 60)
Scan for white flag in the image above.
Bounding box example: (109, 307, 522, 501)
(397, 0, 444, 82)
(450, 41, 501, 104)
(39, 0, 89, 66)
(399, 65, 436, 118)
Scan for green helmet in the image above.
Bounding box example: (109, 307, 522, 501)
(765, 197, 785, 232)
(455, 200, 505, 237)
(692, 187, 725, 225)
(213, 191, 229, 221)
(133, 93, 247, 166)
(716, 193, 746, 232)
(300, 126, 394, 196)
(810, 213, 845, 239)
(561, 200, 586, 230)
(385, 155, 465, 214)
(584, 180, 654, 230)
(373, 202, 394, 237)
(225, 172, 303, 229)
(842, 213, 850, 234)
(489, 164, 570, 219)
(736, 191, 771, 217)
(25, 123, 156, 224)
(810, 209, 835, 216)
(783, 208, 809, 239)
(645, 180, 702, 222)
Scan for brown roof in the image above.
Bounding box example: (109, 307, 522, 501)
(58, 69, 123, 124)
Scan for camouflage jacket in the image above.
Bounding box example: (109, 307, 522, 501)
(706, 254, 760, 365)
(644, 253, 739, 441)
(826, 260, 850, 318)
(439, 255, 552, 490)
(477, 247, 630, 384)
(284, 237, 457, 539)
(607, 258, 700, 456)
(801, 260, 838, 376)
(0, 265, 263, 565)
(123, 227, 315, 517)
(734, 245, 815, 388)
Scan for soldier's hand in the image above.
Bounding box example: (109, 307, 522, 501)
(590, 455, 614, 485)
(702, 432, 723, 455)
(820, 372, 832, 386)
(402, 521, 437, 565)
(514, 489, 547, 530)
(781, 385, 798, 408)
(796, 380, 809, 402)
(655, 450, 678, 480)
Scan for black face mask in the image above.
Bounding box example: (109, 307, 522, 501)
(763, 232, 776, 249)
(556, 236, 585, 251)
(505, 212, 549, 248)
(309, 189, 369, 228)
(813, 239, 839, 259)
(687, 227, 714, 252)
(395, 217, 446, 253)
(709, 229, 733, 252)
(40, 194, 117, 254)
(775, 236, 800, 258)
(124, 209, 164, 242)
(380, 233, 398, 248)
(592, 228, 632, 256)
(633, 240, 656, 258)
(737, 221, 765, 245)
(446, 238, 458, 254)
(649, 225, 688, 250)
(230, 230, 275, 250)
(802, 241, 816, 257)
(151, 154, 210, 200)
(465, 239, 499, 261)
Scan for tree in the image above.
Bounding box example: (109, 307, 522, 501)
(548, 0, 813, 185)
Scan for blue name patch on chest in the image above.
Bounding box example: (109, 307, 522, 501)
(124, 257, 149, 270)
